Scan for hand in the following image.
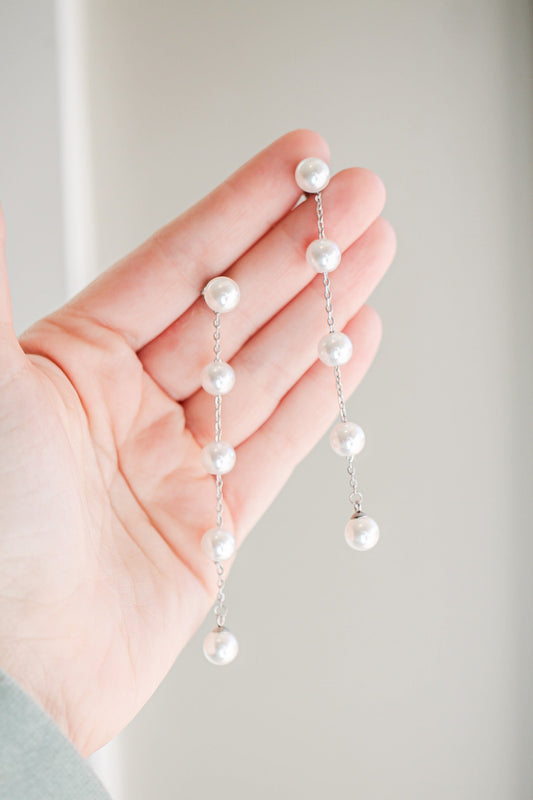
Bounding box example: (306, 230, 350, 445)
(0, 130, 395, 755)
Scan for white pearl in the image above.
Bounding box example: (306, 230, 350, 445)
(344, 514, 380, 551)
(306, 239, 341, 273)
(201, 441, 236, 474)
(318, 332, 353, 366)
(201, 528, 236, 562)
(294, 157, 330, 193)
(203, 276, 240, 313)
(201, 361, 235, 395)
(330, 422, 366, 457)
(203, 627, 239, 666)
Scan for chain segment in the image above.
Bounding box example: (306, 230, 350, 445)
(213, 312, 222, 361)
(315, 191, 363, 516)
(212, 313, 227, 626)
(214, 561, 227, 628)
(315, 191, 326, 239)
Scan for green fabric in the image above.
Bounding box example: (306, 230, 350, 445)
(0, 668, 111, 800)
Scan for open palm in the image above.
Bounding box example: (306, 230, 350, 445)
(0, 130, 395, 755)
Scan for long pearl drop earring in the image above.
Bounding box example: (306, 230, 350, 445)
(294, 157, 380, 551)
(200, 276, 240, 666)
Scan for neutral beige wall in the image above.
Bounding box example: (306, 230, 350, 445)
(0, 0, 65, 333)
(84, 1, 533, 798)
(2, 0, 531, 798)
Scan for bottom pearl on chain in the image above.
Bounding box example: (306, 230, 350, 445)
(203, 626, 239, 666)
(344, 512, 380, 551)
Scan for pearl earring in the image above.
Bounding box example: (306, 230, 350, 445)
(200, 157, 379, 666)
(294, 157, 380, 551)
(201, 276, 240, 666)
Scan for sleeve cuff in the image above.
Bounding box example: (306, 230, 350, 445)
(0, 667, 112, 800)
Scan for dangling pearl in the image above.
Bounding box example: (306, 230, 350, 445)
(201, 361, 235, 395)
(294, 157, 330, 193)
(318, 332, 353, 366)
(330, 422, 366, 457)
(203, 277, 240, 313)
(306, 239, 342, 273)
(203, 626, 239, 666)
(201, 528, 236, 562)
(201, 441, 236, 474)
(344, 513, 380, 551)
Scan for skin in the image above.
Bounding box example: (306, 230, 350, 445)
(0, 130, 396, 756)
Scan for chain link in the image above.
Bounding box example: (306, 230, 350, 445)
(214, 561, 227, 627)
(315, 192, 325, 239)
(215, 474, 224, 528)
(322, 271, 336, 333)
(334, 366, 348, 423)
(214, 393, 222, 442)
(213, 312, 222, 361)
(347, 456, 363, 514)
(314, 192, 363, 515)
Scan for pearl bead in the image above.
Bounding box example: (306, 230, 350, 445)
(203, 626, 239, 666)
(201, 361, 235, 395)
(330, 422, 366, 457)
(294, 157, 330, 193)
(203, 276, 240, 313)
(318, 332, 353, 366)
(201, 441, 236, 474)
(306, 239, 341, 273)
(344, 514, 380, 551)
(201, 528, 236, 562)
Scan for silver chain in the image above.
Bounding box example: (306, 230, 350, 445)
(322, 272, 336, 333)
(315, 192, 325, 239)
(214, 561, 227, 628)
(315, 191, 363, 516)
(334, 365, 348, 424)
(347, 456, 363, 514)
(212, 312, 227, 626)
(214, 394, 222, 442)
(215, 474, 224, 528)
(213, 312, 222, 361)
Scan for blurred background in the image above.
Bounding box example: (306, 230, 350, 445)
(1, 0, 532, 798)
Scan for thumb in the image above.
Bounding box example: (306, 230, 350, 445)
(0, 203, 26, 373)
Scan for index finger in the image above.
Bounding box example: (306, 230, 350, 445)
(66, 129, 330, 350)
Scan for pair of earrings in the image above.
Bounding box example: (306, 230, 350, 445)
(200, 157, 380, 666)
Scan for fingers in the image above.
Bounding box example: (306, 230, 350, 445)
(65, 129, 330, 350)
(182, 217, 396, 447)
(224, 306, 382, 541)
(140, 166, 387, 399)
